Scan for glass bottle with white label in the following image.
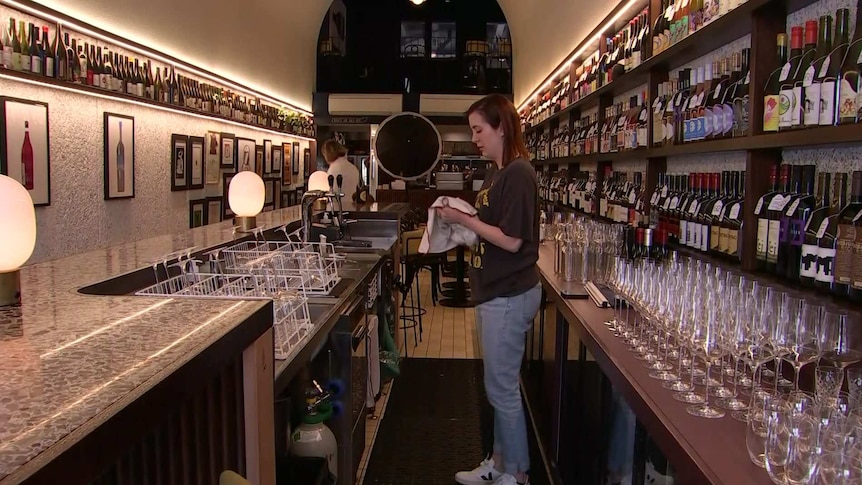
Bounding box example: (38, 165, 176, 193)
(803, 15, 833, 127)
(821, 9, 849, 126)
(782, 165, 816, 281)
(764, 34, 789, 132)
(791, 21, 818, 129)
(839, 0, 862, 124)
(719, 171, 745, 260)
(832, 171, 862, 299)
(779, 27, 805, 131)
(754, 164, 780, 271)
(800, 172, 830, 288)
(815, 173, 847, 293)
(765, 164, 792, 274)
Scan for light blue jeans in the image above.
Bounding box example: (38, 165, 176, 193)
(475, 283, 543, 475)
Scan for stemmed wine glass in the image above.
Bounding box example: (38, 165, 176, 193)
(687, 295, 726, 419)
(783, 300, 822, 391)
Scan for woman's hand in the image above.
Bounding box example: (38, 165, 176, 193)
(435, 206, 472, 225)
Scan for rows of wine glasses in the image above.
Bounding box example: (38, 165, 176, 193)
(603, 254, 862, 483)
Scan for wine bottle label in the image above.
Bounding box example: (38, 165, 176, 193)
(779, 87, 794, 127)
(45, 58, 53, 78)
(817, 218, 829, 238)
(763, 94, 780, 131)
(767, 194, 787, 211)
(712, 200, 724, 216)
(800, 243, 819, 279)
(790, 219, 805, 246)
(804, 83, 822, 125)
(719, 227, 729, 253)
(839, 77, 857, 120)
(711, 225, 721, 251)
(690, 222, 699, 248)
(728, 229, 739, 256)
(819, 58, 831, 77)
(835, 224, 856, 283)
(816, 246, 836, 283)
(730, 203, 741, 220)
(779, 63, 792, 81)
(703, 107, 713, 137)
(1, 47, 11, 69)
(701, 224, 709, 251)
(712, 105, 723, 134)
(767, 219, 781, 263)
(723, 103, 735, 134)
(680, 220, 688, 244)
(756, 219, 769, 260)
(779, 217, 789, 243)
(30, 56, 41, 74)
(785, 198, 800, 216)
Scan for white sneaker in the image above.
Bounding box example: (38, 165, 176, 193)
(493, 474, 529, 485)
(455, 457, 503, 484)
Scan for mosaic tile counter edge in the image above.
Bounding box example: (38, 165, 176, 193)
(0, 206, 305, 482)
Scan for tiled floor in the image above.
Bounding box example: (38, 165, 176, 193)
(355, 268, 479, 484)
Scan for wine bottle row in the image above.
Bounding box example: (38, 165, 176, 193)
(652, 0, 751, 57)
(0, 15, 314, 136)
(763, 6, 862, 132)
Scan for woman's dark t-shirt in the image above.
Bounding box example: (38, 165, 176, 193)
(468, 158, 539, 304)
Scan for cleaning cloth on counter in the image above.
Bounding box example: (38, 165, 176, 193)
(418, 196, 478, 254)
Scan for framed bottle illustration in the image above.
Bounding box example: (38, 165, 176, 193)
(170, 134, 188, 191)
(206, 196, 223, 225)
(255, 145, 264, 177)
(205, 131, 220, 185)
(235, 137, 256, 173)
(189, 198, 206, 228)
(187, 136, 205, 190)
(220, 132, 235, 168)
(103, 113, 135, 199)
(263, 139, 272, 174)
(271, 143, 283, 175)
(0, 97, 51, 206)
(283, 142, 293, 185)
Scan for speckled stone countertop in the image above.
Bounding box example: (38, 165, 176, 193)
(0, 207, 310, 484)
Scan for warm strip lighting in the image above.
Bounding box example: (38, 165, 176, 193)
(40, 299, 173, 359)
(517, 0, 642, 112)
(1, 302, 245, 453)
(0, 72, 317, 141)
(0, 0, 313, 116)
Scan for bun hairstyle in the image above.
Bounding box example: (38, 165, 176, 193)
(322, 139, 348, 162)
(465, 94, 530, 167)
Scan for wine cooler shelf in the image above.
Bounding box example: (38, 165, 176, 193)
(0, 7, 314, 138)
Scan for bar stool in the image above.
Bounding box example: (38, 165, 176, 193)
(399, 228, 427, 349)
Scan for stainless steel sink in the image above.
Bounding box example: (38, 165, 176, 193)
(342, 219, 398, 238)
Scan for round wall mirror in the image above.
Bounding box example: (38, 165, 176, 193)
(373, 112, 441, 181)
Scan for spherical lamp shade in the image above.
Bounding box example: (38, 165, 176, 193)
(0, 175, 36, 272)
(228, 172, 265, 217)
(308, 170, 331, 192)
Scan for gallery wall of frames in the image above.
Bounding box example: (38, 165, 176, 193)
(0, 77, 311, 264)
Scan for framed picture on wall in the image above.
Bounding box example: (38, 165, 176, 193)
(283, 143, 293, 185)
(264, 177, 276, 206)
(272, 144, 283, 175)
(0, 97, 51, 206)
(205, 131, 220, 185)
(255, 145, 264, 177)
(222, 172, 235, 220)
(189, 198, 206, 228)
(170, 134, 187, 190)
(303, 147, 311, 179)
(103, 112, 135, 200)
(220, 132, 235, 168)
(293, 142, 301, 175)
(206, 196, 222, 225)
(235, 137, 255, 173)
(263, 139, 272, 174)
(187, 136, 205, 190)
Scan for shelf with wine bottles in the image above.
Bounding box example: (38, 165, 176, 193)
(521, 0, 822, 136)
(0, 1, 314, 138)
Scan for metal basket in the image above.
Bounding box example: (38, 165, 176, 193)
(220, 240, 341, 296)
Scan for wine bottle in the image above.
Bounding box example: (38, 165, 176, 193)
(801, 172, 830, 287)
(41, 26, 53, 78)
(816, 173, 847, 293)
(2, 20, 13, 69)
(764, 34, 788, 132)
(21, 120, 33, 190)
(833, 171, 862, 298)
(821, 9, 849, 126)
(790, 21, 818, 129)
(18, 21, 28, 73)
(839, 1, 862, 124)
(755, 164, 780, 270)
(733, 48, 751, 137)
(779, 27, 804, 130)
(117, 120, 125, 193)
(53, 23, 66, 81)
(803, 15, 832, 126)
(783, 165, 816, 281)
(28, 24, 41, 75)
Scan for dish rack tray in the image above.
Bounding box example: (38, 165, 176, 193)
(220, 240, 342, 296)
(136, 272, 313, 361)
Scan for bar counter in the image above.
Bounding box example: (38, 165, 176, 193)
(0, 204, 400, 484)
(534, 245, 769, 485)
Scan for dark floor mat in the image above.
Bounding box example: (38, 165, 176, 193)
(363, 358, 550, 485)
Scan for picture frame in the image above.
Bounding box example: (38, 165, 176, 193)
(220, 132, 235, 168)
(255, 145, 264, 177)
(189, 198, 206, 228)
(0, 97, 51, 206)
(272, 144, 283, 175)
(170, 134, 188, 191)
(263, 139, 272, 174)
(283, 143, 294, 185)
(103, 112, 135, 200)
(187, 136, 205, 190)
(222, 172, 235, 220)
(293, 142, 301, 175)
(264, 177, 276, 206)
(206, 196, 223, 225)
(281, 192, 290, 209)
(303, 147, 311, 180)
(235, 137, 255, 173)
(205, 131, 220, 185)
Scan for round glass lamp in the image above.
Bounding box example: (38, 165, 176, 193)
(308, 170, 331, 192)
(228, 171, 265, 232)
(0, 175, 36, 306)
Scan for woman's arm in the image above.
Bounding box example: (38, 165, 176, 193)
(435, 207, 523, 253)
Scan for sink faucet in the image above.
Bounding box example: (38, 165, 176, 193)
(301, 190, 327, 242)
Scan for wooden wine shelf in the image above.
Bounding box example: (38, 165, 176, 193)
(534, 122, 862, 166)
(0, 67, 314, 139)
(524, 0, 820, 135)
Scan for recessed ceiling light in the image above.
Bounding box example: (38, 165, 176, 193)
(410, 0, 426, 5)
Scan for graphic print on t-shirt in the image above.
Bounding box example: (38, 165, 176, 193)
(470, 182, 493, 270)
